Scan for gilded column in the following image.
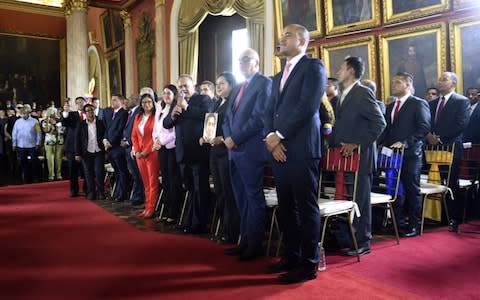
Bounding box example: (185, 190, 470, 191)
(155, 0, 166, 89)
(64, 0, 89, 109)
(120, 10, 134, 97)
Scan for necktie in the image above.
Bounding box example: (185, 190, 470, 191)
(435, 96, 445, 124)
(79, 111, 84, 121)
(127, 110, 133, 123)
(392, 100, 401, 122)
(112, 110, 116, 120)
(280, 62, 292, 92)
(232, 81, 248, 112)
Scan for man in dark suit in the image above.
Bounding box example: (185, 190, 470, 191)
(222, 48, 271, 261)
(380, 72, 431, 237)
(103, 94, 129, 202)
(163, 74, 211, 233)
(427, 72, 470, 232)
(463, 87, 480, 144)
(75, 104, 105, 200)
(264, 24, 326, 284)
(62, 97, 86, 197)
(121, 93, 145, 205)
(331, 56, 386, 256)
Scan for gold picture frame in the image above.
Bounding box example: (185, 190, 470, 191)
(324, 0, 380, 35)
(384, 0, 450, 24)
(273, 46, 319, 74)
(105, 50, 122, 103)
(274, 0, 322, 39)
(100, 10, 113, 52)
(379, 23, 447, 101)
(306, 46, 319, 58)
(321, 36, 377, 82)
(450, 18, 480, 95)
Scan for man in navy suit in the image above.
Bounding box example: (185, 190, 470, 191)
(331, 57, 386, 256)
(62, 97, 86, 197)
(222, 48, 271, 261)
(380, 72, 431, 237)
(264, 24, 326, 284)
(121, 93, 145, 205)
(163, 75, 211, 233)
(75, 104, 105, 201)
(463, 87, 480, 144)
(103, 94, 129, 202)
(426, 72, 469, 232)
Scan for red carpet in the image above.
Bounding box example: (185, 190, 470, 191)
(0, 181, 477, 299)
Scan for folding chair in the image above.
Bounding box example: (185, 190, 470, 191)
(264, 163, 282, 256)
(104, 163, 115, 199)
(420, 143, 455, 234)
(371, 147, 404, 244)
(458, 143, 480, 223)
(318, 146, 361, 262)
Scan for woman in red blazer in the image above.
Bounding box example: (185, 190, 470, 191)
(131, 93, 160, 218)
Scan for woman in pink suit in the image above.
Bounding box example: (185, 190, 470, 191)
(131, 92, 159, 218)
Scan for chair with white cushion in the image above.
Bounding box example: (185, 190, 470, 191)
(318, 146, 361, 262)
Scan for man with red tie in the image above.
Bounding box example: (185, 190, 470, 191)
(426, 71, 469, 232)
(222, 48, 272, 261)
(379, 72, 431, 237)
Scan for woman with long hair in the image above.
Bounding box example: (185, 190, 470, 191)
(152, 84, 183, 223)
(131, 92, 159, 218)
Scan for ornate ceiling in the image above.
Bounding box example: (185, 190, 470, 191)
(12, 0, 136, 9)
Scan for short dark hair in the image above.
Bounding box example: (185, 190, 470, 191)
(83, 104, 94, 112)
(395, 72, 414, 85)
(75, 96, 86, 102)
(201, 81, 215, 90)
(345, 57, 365, 79)
(217, 72, 237, 88)
(328, 77, 339, 90)
(112, 94, 125, 101)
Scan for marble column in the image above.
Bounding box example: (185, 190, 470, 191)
(155, 0, 166, 89)
(64, 0, 88, 109)
(120, 10, 134, 97)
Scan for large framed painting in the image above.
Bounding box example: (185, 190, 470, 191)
(101, 10, 113, 51)
(0, 33, 61, 105)
(450, 18, 480, 94)
(379, 23, 447, 100)
(306, 46, 319, 58)
(454, 0, 480, 9)
(110, 10, 124, 48)
(324, 0, 380, 35)
(384, 0, 450, 24)
(274, 0, 322, 38)
(321, 36, 376, 82)
(105, 50, 122, 102)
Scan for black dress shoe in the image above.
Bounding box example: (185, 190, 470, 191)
(277, 266, 317, 285)
(86, 193, 96, 200)
(70, 192, 79, 197)
(448, 219, 460, 233)
(183, 226, 207, 234)
(131, 200, 144, 206)
(97, 194, 106, 201)
(402, 227, 418, 238)
(238, 246, 263, 261)
(224, 244, 247, 256)
(266, 259, 297, 274)
(346, 246, 370, 256)
(113, 197, 125, 202)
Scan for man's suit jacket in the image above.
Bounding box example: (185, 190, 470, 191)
(223, 72, 272, 162)
(75, 119, 105, 157)
(429, 92, 469, 144)
(95, 108, 105, 121)
(62, 111, 81, 153)
(380, 95, 431, 159)
(103, 108, 128, 148)
(331, 82, 386, 174)
(463, 104, 480, 143)
(163, 94, 211, 164)
(265, 55, 326, 160)
(123, 106, 142, 146)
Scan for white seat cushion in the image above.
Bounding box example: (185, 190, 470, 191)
(420, 182, 448, 194)
(264, 188, 278, 207)
(459, 179, 474, 188)
(318, 198, 354, 215)
(370, 192, 392, 204)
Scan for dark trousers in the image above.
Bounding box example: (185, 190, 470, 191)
(394, 155, 422, 228)
(159, 148, 183, 219)
(66, 151, 82, 194)
(180, 160, 210, 229)
(348, 173, 372, 248)
(230, 157, 265, 248)
(272, 158, 320, 267)
(210, 151, 239, 242)
(82, 151, 105, 197)
(17, 147, 37, 183)
(108, 146, 129, 199)
(125, 146, 144, 202)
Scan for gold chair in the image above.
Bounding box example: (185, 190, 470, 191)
(371, 147, 404, 244)
(420, 143, 455, 234)
(318, 146, 361, 262)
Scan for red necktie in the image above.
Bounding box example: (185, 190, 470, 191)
(392, 100, 401, 122)
(280, 62, 292, 92)
(232, 81, 248, 112)
(435, 96, 445, 124)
